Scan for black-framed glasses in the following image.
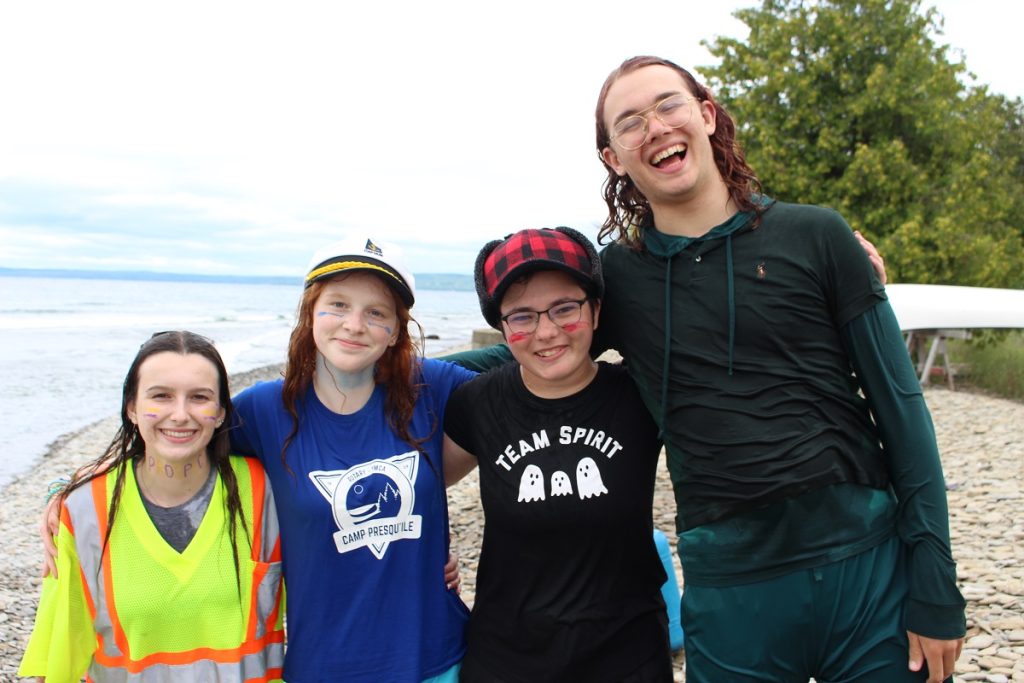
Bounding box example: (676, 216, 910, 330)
(609, 94, 697, 150)
(500, 298, 589, 335)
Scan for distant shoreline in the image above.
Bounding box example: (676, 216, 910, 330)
(0, 267, 475, 291)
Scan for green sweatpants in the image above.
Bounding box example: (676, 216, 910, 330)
(681, 536, 952, 682)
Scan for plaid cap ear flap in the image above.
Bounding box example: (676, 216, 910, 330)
(474, 237, 507, 329)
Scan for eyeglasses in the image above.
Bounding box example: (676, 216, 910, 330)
(609, 94, 697, 150)
(500, 298, 589, 335)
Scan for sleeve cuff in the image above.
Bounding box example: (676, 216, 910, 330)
(904, 598, 966, 640)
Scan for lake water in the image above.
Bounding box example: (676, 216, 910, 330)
(0, 275, 485, 487)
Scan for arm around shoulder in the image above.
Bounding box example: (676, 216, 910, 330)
(442, 433, 479, 487)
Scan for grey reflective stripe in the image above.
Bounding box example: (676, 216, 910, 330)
(63, 478, 119, 659)
(85, 643, 284, 682)
(63, 463, 284, 680)
(258, 470, 281, 563)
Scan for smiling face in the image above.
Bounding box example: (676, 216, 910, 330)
(500, 270, 600, 399)
(312, 271, 400, 376)
(127, 351, 224, 470)
(600, 64, 724, 212)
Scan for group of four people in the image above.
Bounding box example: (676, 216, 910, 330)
(22, 54, 964, 683)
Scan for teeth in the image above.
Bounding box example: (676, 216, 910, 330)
(536, 349, 559, 358)
(163, 430, 195, 438)
(652, 144, 687, 165)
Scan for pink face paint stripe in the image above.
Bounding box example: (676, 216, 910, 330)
(508, 331, 532, 344)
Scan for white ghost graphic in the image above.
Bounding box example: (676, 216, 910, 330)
(518, 464, 546, 502)
(550, 471, 573, 497)
(576, 457, 608, 499)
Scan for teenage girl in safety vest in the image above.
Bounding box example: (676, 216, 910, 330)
(21, 330, 285, 682)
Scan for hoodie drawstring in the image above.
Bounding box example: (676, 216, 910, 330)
(726, 234, 735, 376)
(659, 254, 675, 439)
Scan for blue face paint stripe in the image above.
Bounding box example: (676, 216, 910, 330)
(318, 310, 393, 336)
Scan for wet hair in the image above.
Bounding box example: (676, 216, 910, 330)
(594, 55, 763, 248)
(61, 330, 250, 588)
(280, 273, 430, 468)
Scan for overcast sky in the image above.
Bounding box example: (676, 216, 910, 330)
(1, 0, 1019, 277)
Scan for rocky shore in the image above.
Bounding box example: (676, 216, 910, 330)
(1, 363, 1021, 682)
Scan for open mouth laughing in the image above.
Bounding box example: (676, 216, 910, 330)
(651, 143, 687, 168)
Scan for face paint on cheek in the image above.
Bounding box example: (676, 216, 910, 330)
(143, 407, 159, 419)
(317, 311, 349, 320)
(366, 321, 393, 335)
(561, 321, 591, 333)
(201, 408, 219, 422)
(508, 331, 532, 344)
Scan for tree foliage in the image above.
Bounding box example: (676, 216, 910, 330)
(701, 0, 1024, 287)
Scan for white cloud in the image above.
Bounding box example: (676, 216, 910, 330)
(1, 0, 1019, 276)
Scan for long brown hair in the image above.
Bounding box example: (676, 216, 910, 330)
(594, 55, 763, 247)
(61, 331, 250, 586)
(280, 274, 428, 467)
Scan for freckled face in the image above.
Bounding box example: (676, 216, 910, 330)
(127, 352, 224, 468)
(312, 272, 400, 375)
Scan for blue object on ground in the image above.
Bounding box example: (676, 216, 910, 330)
(654, 528, 685, 651)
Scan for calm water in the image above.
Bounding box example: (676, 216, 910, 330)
(0, 275, 484, 487)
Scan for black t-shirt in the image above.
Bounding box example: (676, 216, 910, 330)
(445, 362, 669, 682)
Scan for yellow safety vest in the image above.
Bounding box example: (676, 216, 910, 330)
(20, 456, 285, 682)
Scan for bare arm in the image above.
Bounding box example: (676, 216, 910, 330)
(40, 457, 115, 578)
(442, 433, 479, 487)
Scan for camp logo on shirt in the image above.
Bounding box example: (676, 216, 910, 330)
(308, 451, 423, 559)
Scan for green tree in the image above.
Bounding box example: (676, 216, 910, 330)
(701, 0, 1024, 287)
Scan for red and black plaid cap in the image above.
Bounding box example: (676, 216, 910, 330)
(474, 226, 604, 329)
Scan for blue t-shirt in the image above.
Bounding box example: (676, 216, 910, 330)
(232, 358, 476, 683)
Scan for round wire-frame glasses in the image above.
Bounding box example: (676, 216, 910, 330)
(609, 94, 697, 151)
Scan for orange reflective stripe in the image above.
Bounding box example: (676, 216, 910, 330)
(93, 631, 286, 672)
(245, 457, 266, 557)
(244, 457, 265, 642)
(60, 501, 74, 534)
(89, 462, 285, 673)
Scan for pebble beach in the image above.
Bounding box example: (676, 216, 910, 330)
(1, 364, 1022, 682)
